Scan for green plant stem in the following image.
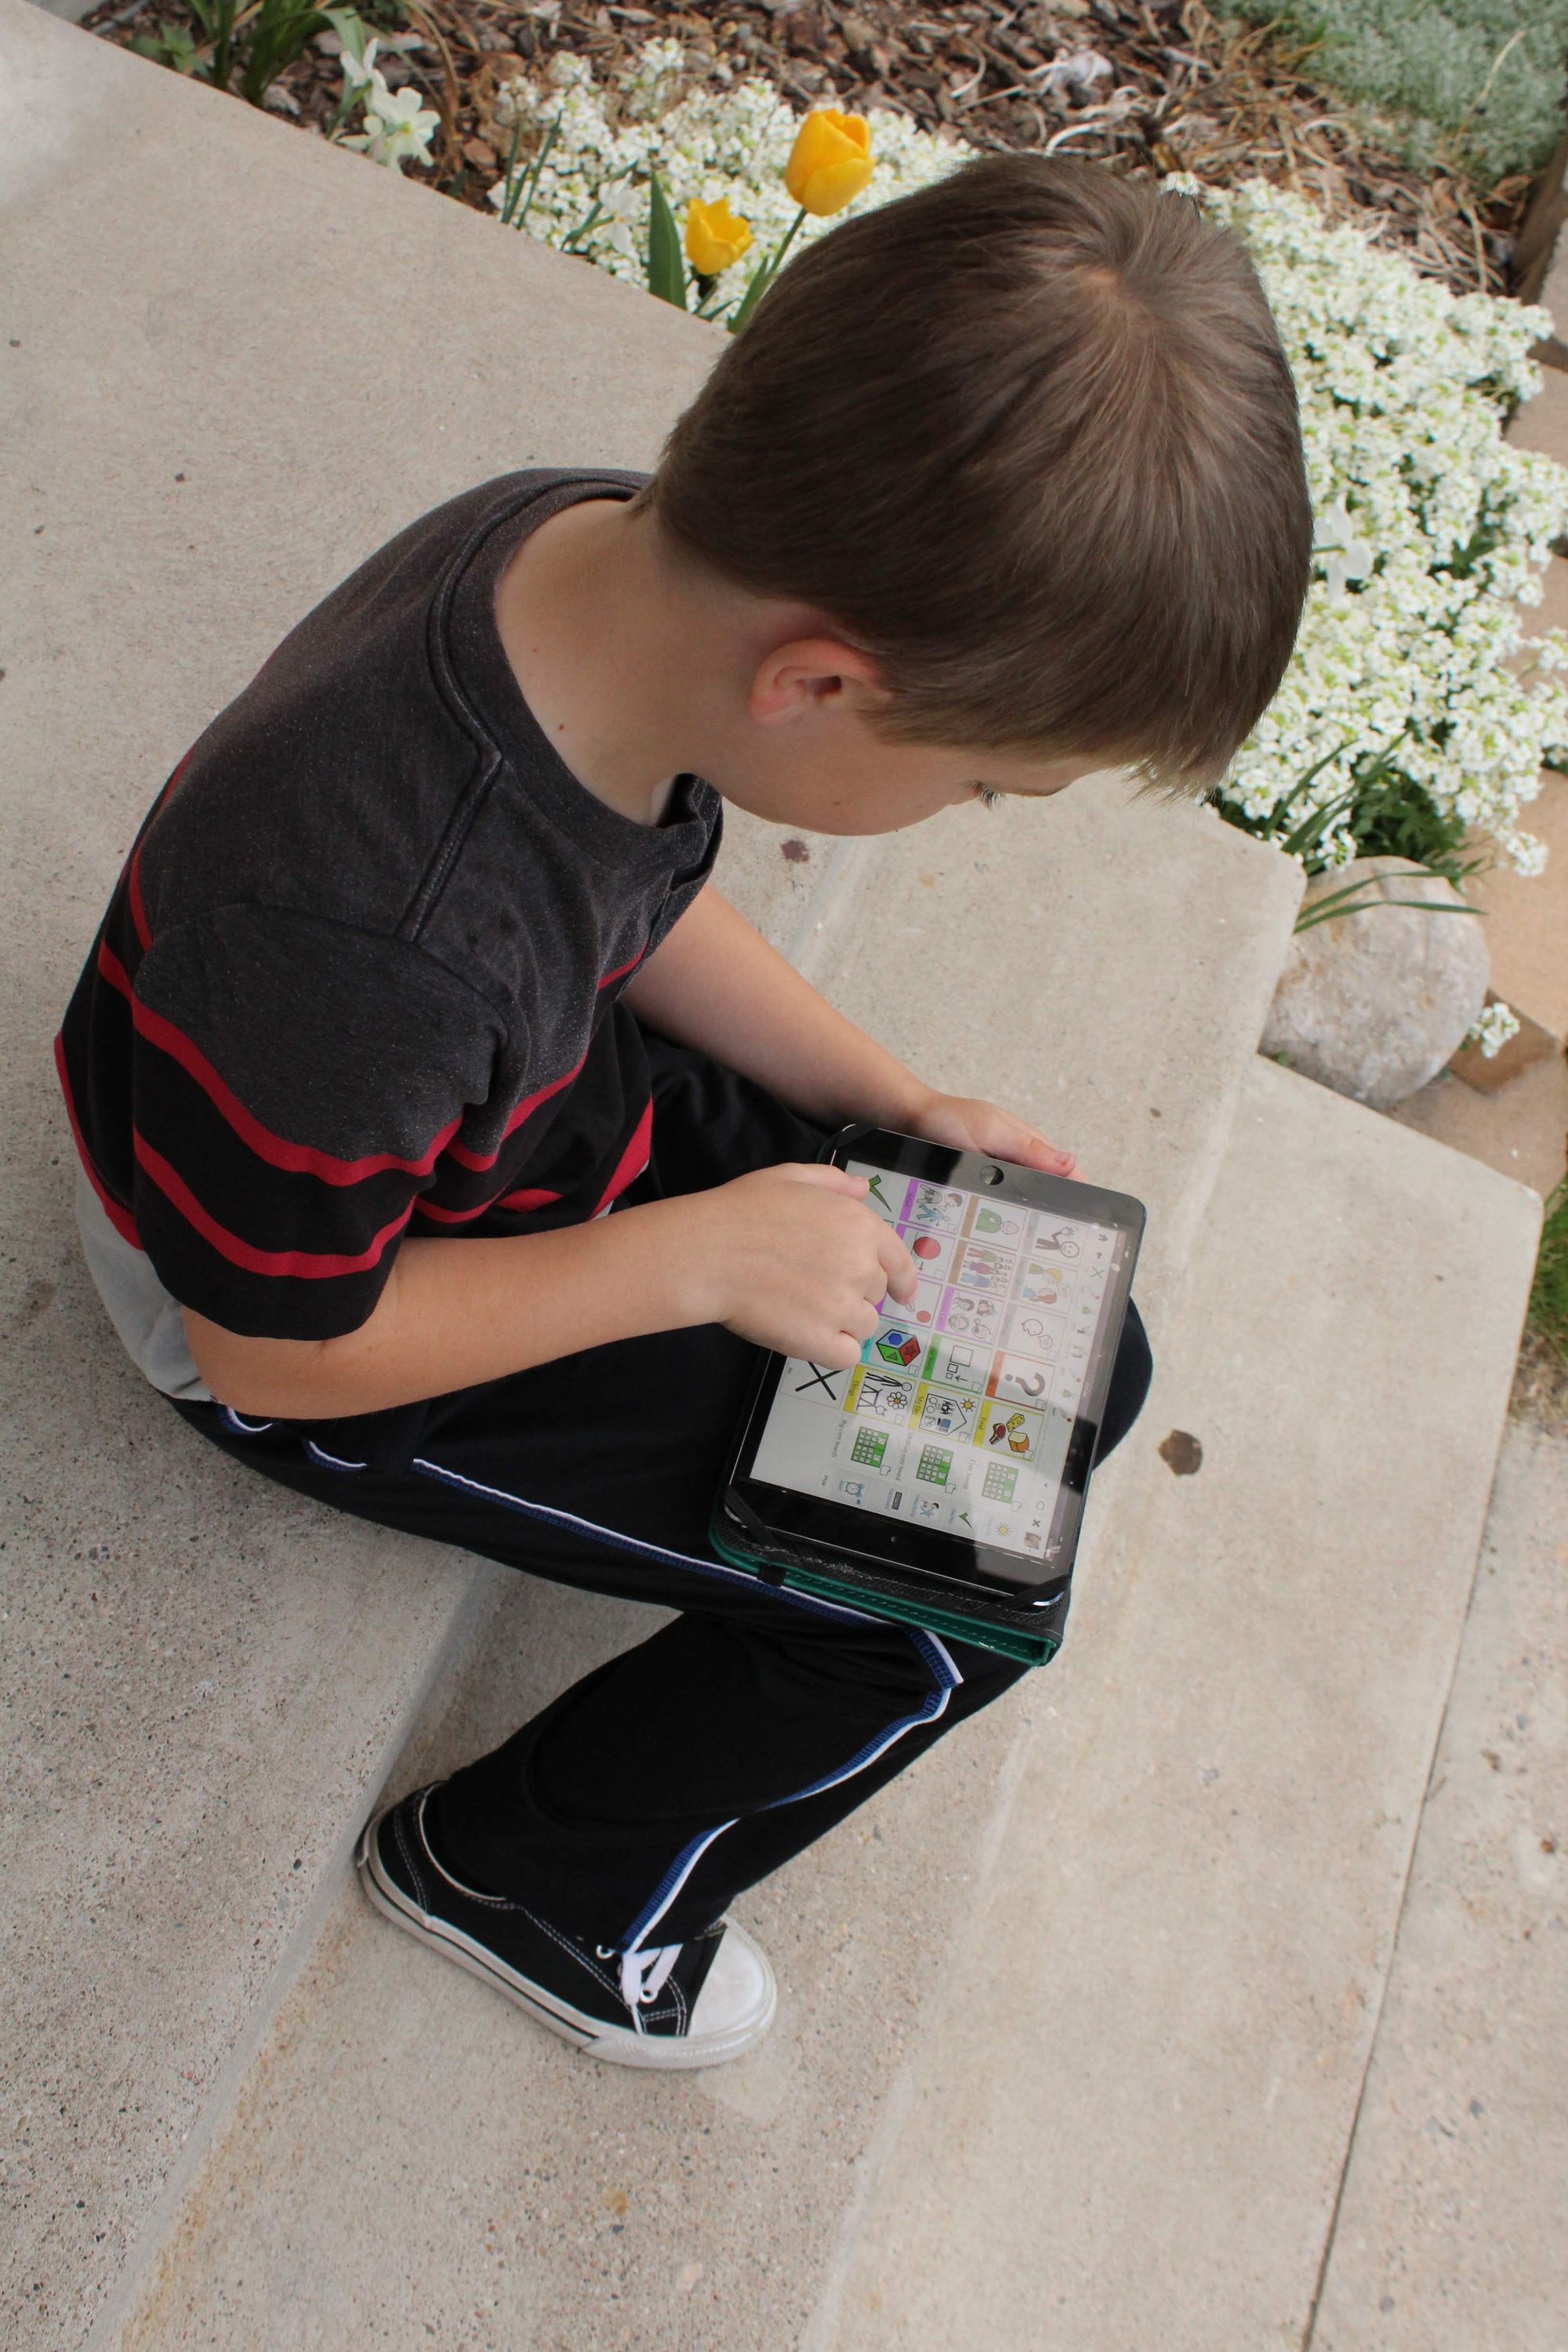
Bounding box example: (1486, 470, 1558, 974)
(559, 199, 604, 254)
(727, 205, 808, 334)
(212, 0, 235, 89)
(769, 204, 807, 275)
(510, 115, 559, 232)
(496, 115, 525, 224)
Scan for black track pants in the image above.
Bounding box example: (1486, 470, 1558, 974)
(175, 1036, 1152, 1949)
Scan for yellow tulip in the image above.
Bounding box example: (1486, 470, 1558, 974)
(783, 109, 874, 217)
(684, 197, 754, 276)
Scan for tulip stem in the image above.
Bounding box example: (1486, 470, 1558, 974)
(725, 205, 808, 335)
(770, 205, 807, 276)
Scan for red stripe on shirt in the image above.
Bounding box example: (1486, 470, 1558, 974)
(444, 1056, 585, 1171)
(412, 1181, 566, 1225)
(97, 940, 465, 1185)
(589, 1099, 653, 1218)
(412, 1194, 496, 1226)
(597, 946, 646, 991)
(54, 1033, 143, 1249)
(132, 1131, 415, 1279)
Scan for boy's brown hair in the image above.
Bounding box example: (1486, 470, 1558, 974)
(636, 154, 1312, 794)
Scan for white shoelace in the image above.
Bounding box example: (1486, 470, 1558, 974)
(614, 1942, 680, 2018)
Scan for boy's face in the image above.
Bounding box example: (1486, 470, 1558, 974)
(722, 633, 1100, 835)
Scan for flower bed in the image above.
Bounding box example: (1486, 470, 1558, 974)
(88, 1, 1538, 299)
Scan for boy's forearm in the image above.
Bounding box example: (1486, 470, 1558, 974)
(624, 884, 931, 1129)
(183, 1200, 709, 1420)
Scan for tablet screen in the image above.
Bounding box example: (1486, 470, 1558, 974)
(750, 1162, 1126, 1570)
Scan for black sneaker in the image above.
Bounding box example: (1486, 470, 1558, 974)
(356, 1785, 776, 2071)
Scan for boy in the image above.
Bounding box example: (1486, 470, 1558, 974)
(56, 157, 1310, 2069)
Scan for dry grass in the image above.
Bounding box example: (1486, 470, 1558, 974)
(1511, 1322, 1568, 1431)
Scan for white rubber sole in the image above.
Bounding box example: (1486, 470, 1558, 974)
(355, 1809, 778, 2071)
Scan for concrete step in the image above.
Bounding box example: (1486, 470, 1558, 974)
(1, 6, 1303, 2345)
(100, 1063, 1539, 2350)
(1308, 1416, 1568, 2352)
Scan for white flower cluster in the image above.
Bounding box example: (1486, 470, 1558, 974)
(1465, 998, 1522, 1058)
(481, 54, 1568, 882)
(487, 45, 961, 283)
(332, 28, 441, 173)
(1189, 179, 1568, 879)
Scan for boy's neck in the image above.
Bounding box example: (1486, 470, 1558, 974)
(494, 496, 734, 828)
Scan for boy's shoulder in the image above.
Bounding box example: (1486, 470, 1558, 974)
(119, 465, 717, 1041)
(137, 468, 655, 939)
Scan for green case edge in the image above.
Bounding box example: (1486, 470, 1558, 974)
(708, 1521, 1058, 1669)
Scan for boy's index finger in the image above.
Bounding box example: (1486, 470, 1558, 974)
(877, 1223, 918, 1299)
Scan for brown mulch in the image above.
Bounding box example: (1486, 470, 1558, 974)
(85, 0, 1534, 299)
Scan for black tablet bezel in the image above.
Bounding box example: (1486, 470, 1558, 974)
(719, 1125, 1145, 1609)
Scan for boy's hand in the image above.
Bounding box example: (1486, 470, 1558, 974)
(902, 1088, 1077, 1178)
(689, 1163, 917, 1369)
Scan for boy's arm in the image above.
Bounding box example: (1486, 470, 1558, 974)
(183, 1161, 915, 1419)
(624, 883, 1076, 1174)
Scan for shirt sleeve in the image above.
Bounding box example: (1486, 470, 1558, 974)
(127, 906, 505, 1340)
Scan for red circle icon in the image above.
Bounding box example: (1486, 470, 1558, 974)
(912, 1234, 942, 1260)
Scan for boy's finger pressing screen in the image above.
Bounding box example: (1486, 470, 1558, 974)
(58, 154, 1309, 2067)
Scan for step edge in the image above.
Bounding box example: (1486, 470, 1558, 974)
(83, 1559, 506, 2352)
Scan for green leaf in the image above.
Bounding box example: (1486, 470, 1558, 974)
(1293, 879, 1483, 934)
(646, 169, 688, 310)
(240, 0, 326, 106)
(321, 3, 369, 55)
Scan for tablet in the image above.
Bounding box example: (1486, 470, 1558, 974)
(711, 1127, 1145, 1664)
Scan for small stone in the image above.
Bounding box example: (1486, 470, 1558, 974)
(1159, 1430, 1203, 1476)
(1260, 858, 1489, 1112)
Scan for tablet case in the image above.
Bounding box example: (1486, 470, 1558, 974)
(710, 1490, 1073, 1668)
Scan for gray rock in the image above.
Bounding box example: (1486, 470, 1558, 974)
(1261, 856, 1490, 1111)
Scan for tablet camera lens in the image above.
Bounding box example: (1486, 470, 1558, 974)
(986, 1165, 1005, 1185)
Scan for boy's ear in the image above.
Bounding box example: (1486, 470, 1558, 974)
(747, 635, 888, 728)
